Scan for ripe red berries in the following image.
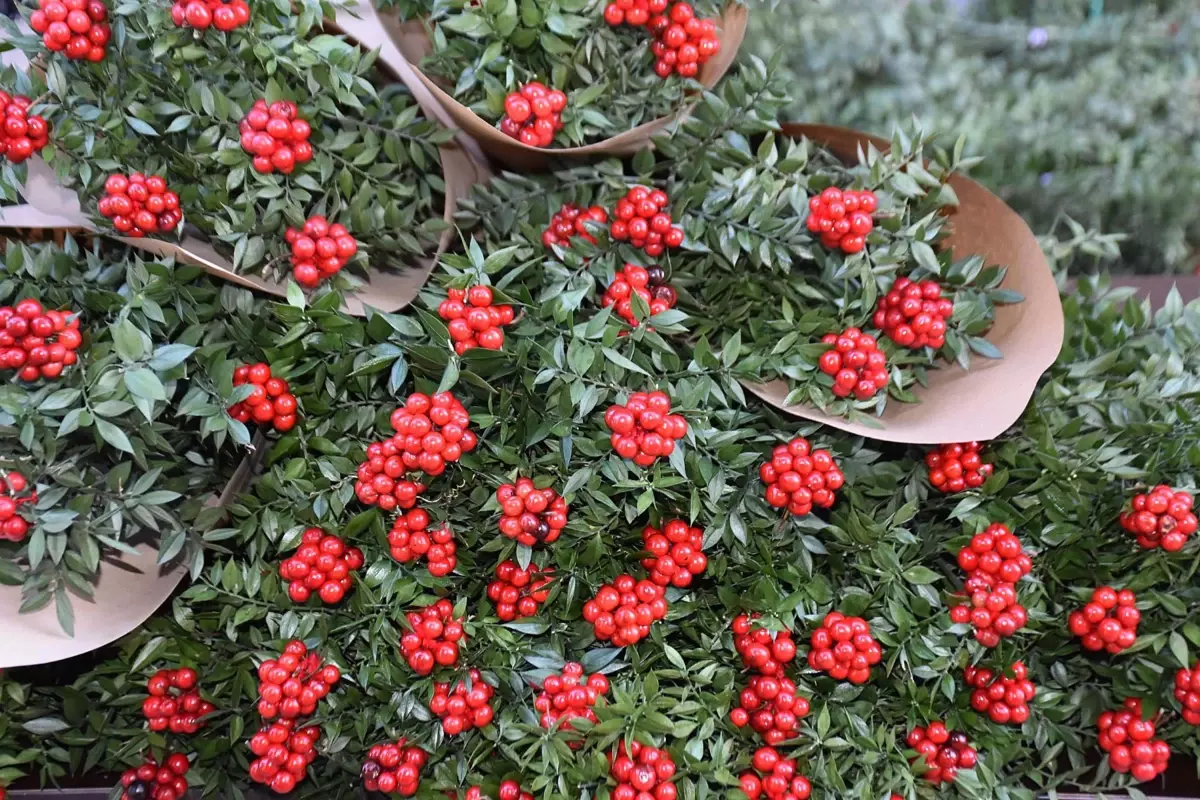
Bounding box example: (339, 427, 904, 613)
(1068, 585, 1139, 654)
(285, 215, 357, 288)
(949, 582, 1026, 647)
(603, 0, 666, 28)
(171, 0, 249, 30)
(731, 614, 797, 676)
(229, 362, 299, 432)
(496, 479, 568, 546)
(0, 300, 82, 382)
(467, 781, 532, 800)
(956, 523, 1032, 586)
(609, 186, 684, 257)
(874, 277, 953, 349)
(807, 611, 881, 684)
(119, 753, 189, 800)
(99, 173, 181, 238)
(535, 661, 610, 736)
(240, 100, 313, 175)
(30, 0, 110, 62)
(906, 723, 977, 785)
(806, 187, 877, 254)
(255, 640, 340, 721)
(641, 519, 707, 587)
(354, 439, 426, 511)
(926, 442, 993, 493)
(500, 83, 566, 147)
(1174, 663, 1200, 725)
(278, 528, 363, 604)
(439, 285, 514, 354)
(0, 471, 33, 542)
(487, 560, 553, 620)
(604, 391, 688, 466)
(602, 264, 677, 327)
(0, 93, 50, 164)
(1119, 485, 1197, 552)
(389, 391, 477, 477)
(142, 667, 214, 734)
(759, 437, 844, 516)
(429, 669, 495, 735)
(739, 746, 811, 800)
(389, 509, 456, 577)
(361, 740, 426, 797)
(583, 574, 668, 646)
(964, 662, 1035, 725)
(400, 599, 465, 675)
(1097, 698, 1170, 783)
(248, 720, 320, 794)
(542, 203, 608, 249)
(648, 3, 721, 79)
(817, 327, 888, 400)
(730, 675, 810, 746)
(608, 740, 677, 800)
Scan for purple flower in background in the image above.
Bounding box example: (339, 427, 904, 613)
(1027, 27, 1049, 49)
(1040, 172, 1054, 187)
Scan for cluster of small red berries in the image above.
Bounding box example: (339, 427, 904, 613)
(171, 0, 249, 30)
(950, 583, 1026, 648)
(1097, 698, 1170, 782)
(388, 392, 477, 477)
(496, 479, 568, 547)
(964, 662, 1035, 725)
(142, 667, 214, 734)
(361, 739, 427, 797)
(730, 675, 810, 745)
(278, 528, 363, 605)
(648, 3, 721, 79)
(542, 203, 607, 249)
(808, 611, 882, 684)
(603, 0, 665, 28)
(609, 186, 685, 256)
(284, 216, 357, 288)
(247, 720, 319, 794)
(389, 509, 456, 577)
(429, 669, 495, 735)
(438, 286, 514, 354)
(400, 599, 465, 675)
(255, 640, 341, 720)
(583, 574, 668, 646)
(608, 740, 677, 800)
(739, 746, 811, 800)
(602, 264, 677, 327)
(731, 614, 797, 677)
(949, 524, 1031, 647)
(874, 277, 953, 349)
(0, 93, 50, 164)
(99, 173, 182, 238)
(239, 100, 312, 175)
(1174, 663, 1200, 725)
(354, 438, 426, 511)
(805, 188, 876, 254)
(229, 362, 299, 432)
(0, 299, 82, 382)
(1119, 485, 1197, 552)
(906, 723, 978, 786)
(487, 560, 553, 621)
(925, 442, 993, 493)
(30, 0, 110, 62)
(641, 519, 706, 587)
(759, 437, 844, 517)
(604, 391, 688, 465)
(1067, 586, 1139, 654)
(118, 753, 190, 800)
(817, 327, 889, 400)
(534, 662, 610, 735)
(466, 782, 533, 800)
(0, 471, 33, 542)
(500, 83, 566, 147)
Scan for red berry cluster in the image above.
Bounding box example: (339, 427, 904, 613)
(1097, 698, 1170, 782)
(239, 100, 313, 175)
(805, 188, 876, 254)
(400, 599, 465, 675)
(255, 640, 341, 720)
(950, 583, 1026, 647)
(739, 747, 811, 800)
(608, 740, 677, 800)
(583, 574, 668, 646)
(817, 327, 889, 400)
(389, 392, 477, 477)
(542, 203, 607, 249)
(1119, 485, 1197, 552)
(438, 285, 514, 354)
(0, 93, 50, 164)
(30, 0, 110, 62)
(0, 471, 33, 542)
(171, 0, 249, 30)
(285, 216, 357, 288)
(466, 781, 533, 800)
(926, 442, 993, 493)
(500, 83, 566, 147)
(0, 299, 82, 382)
(730, 675, 810, 745)
(640, 519, 706, 587)
(278, 527, 364, 604)
(874, 276, 953, 349)
(603, 0, 665, 28)
(759, 437, 844, 517)
(1174, 662, 1200, 725)
(604, 391, 688, 465)
(99, 173, 181, 238)
(807, 611, 882, 684)
(964, 662, 1035, 725)
(1067, 586, 1139, 654)
(534, 662, 610, 735)
(142, 667, 214, 734)
(609, 186, 684, 256)
(361, 739, 427, 797)
(389, 508, 456, 577)
(602, 264, 677, 327)
(229, 362, 299, 432)
(731, 614, 797, 677)
(496, 479, 568, 547)
(429, 668, 495, 735)
(118, 753, 190, 800)
(247, 720, 320, 794)
(487, 560, 553, 621)
(949, 524, 1031, 647)
(648, 3, 721, 79)
(905, 723, 978, 786)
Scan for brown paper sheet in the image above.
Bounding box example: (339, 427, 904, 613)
(741, 123, 1064, 445)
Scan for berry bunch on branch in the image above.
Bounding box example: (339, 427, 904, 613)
(142, 667, 214, 734)
(0, 471, 33, 542)
(0, 93, 50, 164)
(0, 299, 82, 382)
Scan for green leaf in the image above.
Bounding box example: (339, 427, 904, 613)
(124, 368, 167, 401)
(94, 419, 134, 453)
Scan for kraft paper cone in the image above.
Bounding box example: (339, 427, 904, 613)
(741, 123, 1064, 445)
(380, 4, 749, 171)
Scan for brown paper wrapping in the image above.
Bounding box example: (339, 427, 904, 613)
(741, 123, 1064, 445)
